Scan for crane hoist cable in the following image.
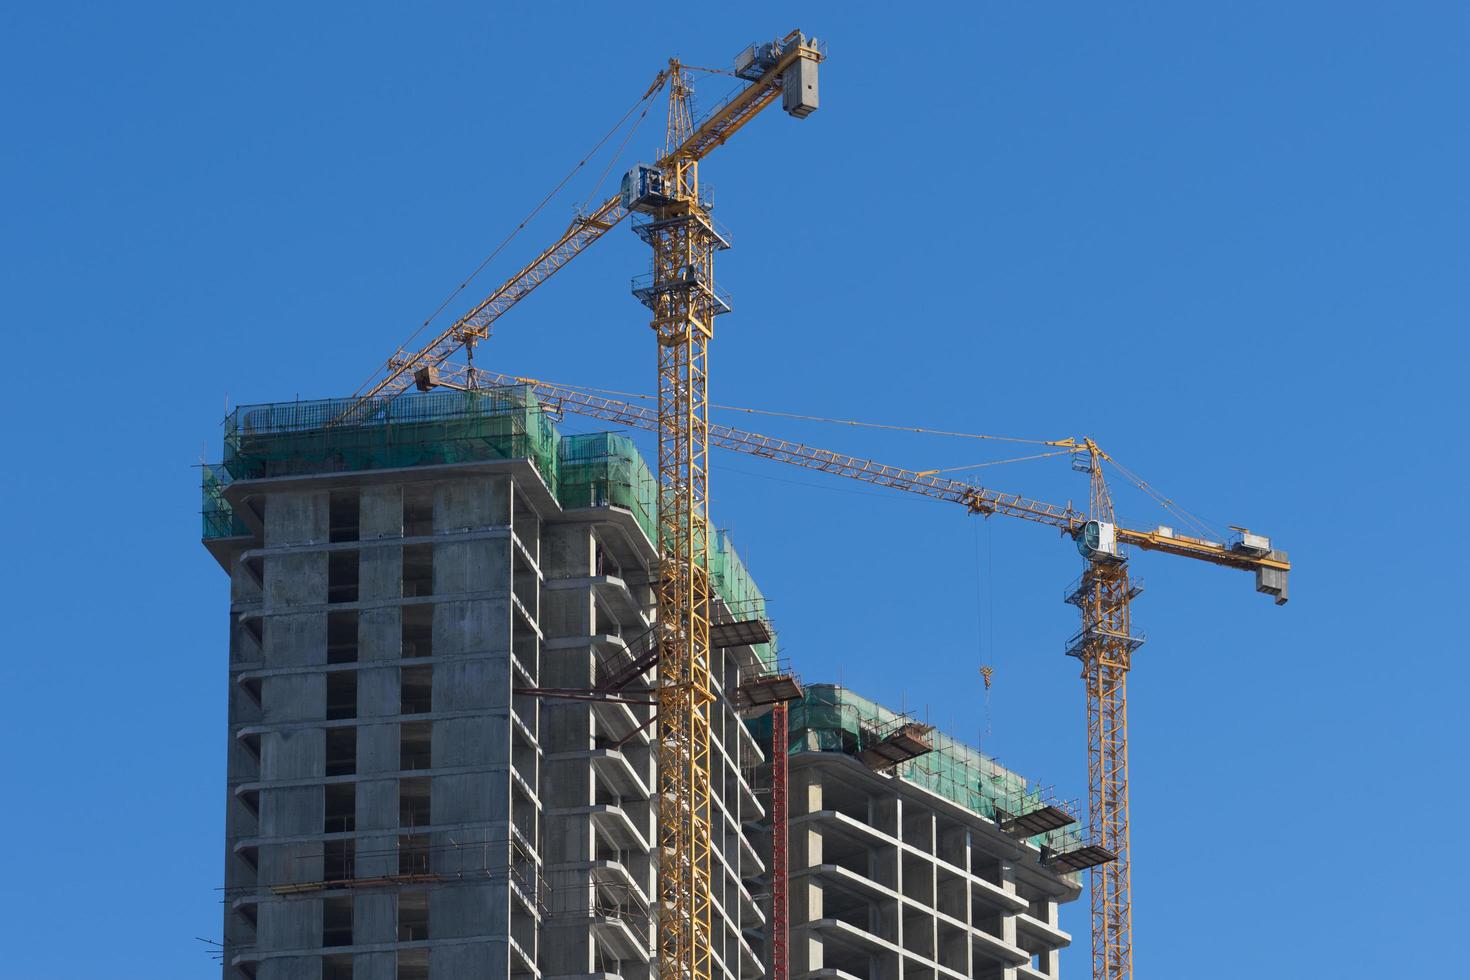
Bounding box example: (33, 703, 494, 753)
(500, 370, 1231, 539)
(484, 372, 1075, 446)
(361, 76, 669, 386)
(1101, 454, 1221, 542)
(915, 449, 1078, 475)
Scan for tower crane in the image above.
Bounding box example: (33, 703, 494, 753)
(332, 32, 824, 980)
(416, 366, 1291, 980)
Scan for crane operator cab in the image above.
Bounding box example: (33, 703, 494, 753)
(1076, 520, 1124, 562)
(620, 165, 672, 214)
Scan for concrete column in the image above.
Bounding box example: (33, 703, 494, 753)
(264, 491, 328, 547)
(352, 951, 395, 980)
(1001, 860, 1021, 980)
(541, 524, 591, 579)
(792, 765, 823, 817)
(435, 536, 506, 597)
(428, 874, 510, 965)
(257, 892, 322, 952)
(434, 476, 508, 533)
(354, 591, 400, 896)
(791, 880, 825, 975)
(359, 485, 402, 539)
(539, 521, 606, 980)
(354, 891, 396, 946)
(964, 829, 975, 978)
(428, 933, 509, 979)
(257, 953, 322, 980)
(265, 551, 326, 612)
(359, 543, 401, 602)
(427, 482, 514, 965)
(880, 795, 902, 952)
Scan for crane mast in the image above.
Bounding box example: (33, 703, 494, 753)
(1070, 442, 1137, 980)
(616, 36, 821, 980)
(636, 64, 720, 980)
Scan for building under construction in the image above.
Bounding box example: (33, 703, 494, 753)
(206, 388, 1089, 980)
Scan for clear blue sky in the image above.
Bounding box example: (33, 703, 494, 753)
(2, 3, 1464, 976)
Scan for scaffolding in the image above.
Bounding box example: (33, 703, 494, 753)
(736, 661, 803, 980)
(709, 530, 775, 667)
(203, 384, 787, 671)
(204, 387, 634, 542)
(749, 684, 1082, 854)
(557, 432, 658, 546)
(202, 464, 247, 539)
(221, 386, 559, 488)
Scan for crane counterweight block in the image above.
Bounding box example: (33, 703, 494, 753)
(1255, 550, 1290, 604)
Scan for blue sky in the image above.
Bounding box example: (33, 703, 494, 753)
(1, 3, 1465, 976)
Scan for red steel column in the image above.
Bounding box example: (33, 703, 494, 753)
(770, 701, 789, 980)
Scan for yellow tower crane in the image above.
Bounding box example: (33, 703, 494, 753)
(417, 368, 1291, 980)
(333, 33, 824, 980)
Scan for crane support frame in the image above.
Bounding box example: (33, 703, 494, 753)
(1077, 560, 1136, 980)
(645, 64, 720, 980)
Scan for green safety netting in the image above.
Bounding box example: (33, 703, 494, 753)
(557, 432, 658, 547)
(202, 385, 779, 658)
(709, 530, 775, 666)
(222, 386, 559, 490)
(201, 464, 247, 539)
(749, 684, 1080, 853)
(205, 387, 558, 541)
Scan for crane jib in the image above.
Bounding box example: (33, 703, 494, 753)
(336, 33, 823, 428)
(440, 367, 1291, 603)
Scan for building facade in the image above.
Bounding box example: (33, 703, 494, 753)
(206, 390, 771, 980)
(747, 686, 1083, 980)
(206, 389, 1082, 980)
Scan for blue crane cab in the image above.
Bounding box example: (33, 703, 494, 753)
(620, 165, 673, 214)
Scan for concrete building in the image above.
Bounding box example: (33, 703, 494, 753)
(748, 686, 1084, 980)
(205, 388, 1082, 980)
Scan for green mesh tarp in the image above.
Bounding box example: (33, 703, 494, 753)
(557, 432, 658, 546)
(710, 531, 775, 666)
(201, 464, 247, 539)
(202, 388, 780, 672)
(749, 684, 1080, 852)
(222, 387, 558, 492)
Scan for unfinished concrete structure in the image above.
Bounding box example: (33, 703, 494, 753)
(747, 686, 1084, 980)
(206, 389, 772, 980)
(205, 388, 1082, 980)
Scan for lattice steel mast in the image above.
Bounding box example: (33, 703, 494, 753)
(618, 37, 821, 980)
(641, 63, 720, 980)
(1066, 440, 1138, 980)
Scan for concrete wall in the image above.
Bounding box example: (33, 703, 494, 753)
(221, 471, 542, 980)
(219, 461, 776, 980)
(782, 754, 1078, 980)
